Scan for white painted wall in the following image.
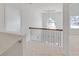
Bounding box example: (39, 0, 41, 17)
(63, 4, 70, 55)
(5, 4, 21, 32)
(0, 4, 22, 33)
(0, 4, 5, 32)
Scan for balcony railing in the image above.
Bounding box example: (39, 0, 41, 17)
(29, 27, 63, 48)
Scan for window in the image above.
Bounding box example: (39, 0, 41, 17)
(47, 17, 56, 29)
(70, 16, 79, 29)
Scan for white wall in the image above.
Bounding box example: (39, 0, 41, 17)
(63, 4, 70, 55)
(5, 4, 21, 32)
(0, 4, 22, 33)
(0, 4, 5, 32)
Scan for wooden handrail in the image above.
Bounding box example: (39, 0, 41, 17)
(29, 27, 63, 31)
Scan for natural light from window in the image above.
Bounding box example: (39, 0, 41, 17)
(70, 16, 79, 29)
(47, 17, 56, 29)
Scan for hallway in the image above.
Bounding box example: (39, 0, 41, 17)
(0, 3, 79, 56)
